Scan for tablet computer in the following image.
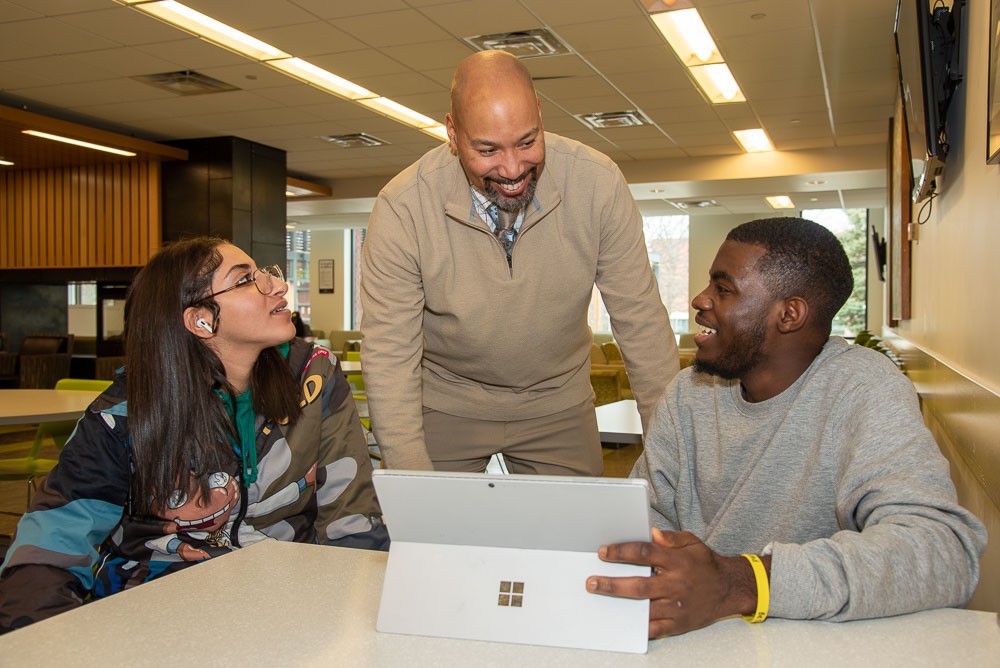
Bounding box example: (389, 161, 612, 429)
(373, 469, 651, 654)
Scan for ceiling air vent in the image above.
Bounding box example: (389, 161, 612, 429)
(670, 199, 719, 210)
(320, 133, 388, 148)
(577, 110, 651, 129)
(464, 29, 572, 58)
(132, 70, 238, 96)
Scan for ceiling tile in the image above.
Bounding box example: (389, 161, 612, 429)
(254, 21, 368, 56)
(289, 0, 410, 20)
(182, 0, 317, 29)
(0, 16, 118, 59)
(415, 0, 540, 38)
(335, 9, 452, 47)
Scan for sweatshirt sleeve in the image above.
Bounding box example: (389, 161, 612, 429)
(360, 192, 434, 471)
(594, 163, 678, 432)
(0, 410, 128, 632)
(767, 368, 987, 620)
(312, 354, 389, 550)
(630, 385, 681, 532)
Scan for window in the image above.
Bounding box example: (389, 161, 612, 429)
(800, 209, 868, 336)
(588, 215, 689, 335)
(67, 282, 97, 306)
(285, 229, 311, 322)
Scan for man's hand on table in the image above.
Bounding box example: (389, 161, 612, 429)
(586, 527, 764, 638)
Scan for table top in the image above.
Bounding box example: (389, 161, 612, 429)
(595, 399, 642, 444)
(0, 388, 100, 426)
(2, 541, 996, 667)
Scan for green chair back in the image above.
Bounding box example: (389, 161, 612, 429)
(344, 351, 361, 361)
(0, 378, 110, 510)
(55, 378, 113, 392)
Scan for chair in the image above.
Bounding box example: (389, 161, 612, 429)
(17, 333, 75, 389)
(95, 355, 126, 380)
(0, 377, 111, 511)
(590, 367, 623, 406)
(0, 332, 16, 386)
(601, 341, 624, 364)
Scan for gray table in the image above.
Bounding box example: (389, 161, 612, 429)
(596, 399, 642, 444)
(0, 389, 99, 426)
(1, 541, 997, 666)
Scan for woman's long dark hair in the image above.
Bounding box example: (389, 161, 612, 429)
(124, 237, 301, 515)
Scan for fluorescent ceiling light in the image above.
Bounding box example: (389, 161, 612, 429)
(267, 58, 374, 100)
(0, 159, 13, 166)
(651, 9, 721, 66)
(689, 64, 745, 103)
(122, 0, 289, 61)
(117, 1, 449, 143)
(733, 128, 774, 153)
(422, 125, 449, 142)
(359, 97, 438, 129)
(22, 130, 137, 156)
(766, 195, 795, 209)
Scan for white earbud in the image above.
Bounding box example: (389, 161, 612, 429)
(196, 318, 214, 333)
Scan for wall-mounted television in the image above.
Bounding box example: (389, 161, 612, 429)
(894, 0, 964, 204)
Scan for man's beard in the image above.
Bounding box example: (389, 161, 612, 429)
(693, 316, 767, 380)
(484, 168, 539, 212)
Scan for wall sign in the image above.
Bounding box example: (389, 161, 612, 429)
(318, 259, 334, 294)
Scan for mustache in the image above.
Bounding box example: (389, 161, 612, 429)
(485, 168, 536, 186)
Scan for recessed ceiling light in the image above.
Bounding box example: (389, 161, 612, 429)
(766, 195, 795, 209)
(689, 64, 745, 103)
(651, 9, 721, 66)
(0, 159, 13, 166)
(671, 198, 718, 209)
(806, 179, 826, 185)
(733, 129, 774, 153)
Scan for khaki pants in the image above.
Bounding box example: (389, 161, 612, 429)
(422, 399, 603, 476)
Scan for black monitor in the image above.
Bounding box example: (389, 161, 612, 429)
(894, 0, 964, 203)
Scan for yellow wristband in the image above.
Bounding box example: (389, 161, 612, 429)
(741, 553, 769, 623)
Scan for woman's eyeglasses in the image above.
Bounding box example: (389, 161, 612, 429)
(202, 264, 284, 301)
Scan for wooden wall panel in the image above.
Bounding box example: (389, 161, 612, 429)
(0, 161, 162, 269)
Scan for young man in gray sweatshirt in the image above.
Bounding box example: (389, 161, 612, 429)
(587, 217, 986, 638)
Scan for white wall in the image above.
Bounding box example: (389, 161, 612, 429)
(891, 0, 1000, 392)
(885, 0, 1000, 611)
(307, 229, 351, 337)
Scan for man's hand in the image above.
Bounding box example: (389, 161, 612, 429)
(586, 528, 761, 638)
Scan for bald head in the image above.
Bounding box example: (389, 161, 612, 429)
(450, 50, 537, 125)
(445, 50, 546, 212)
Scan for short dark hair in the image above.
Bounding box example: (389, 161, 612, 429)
(726, 217, 853, 332)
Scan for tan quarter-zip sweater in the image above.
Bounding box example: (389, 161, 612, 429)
(361, 133, 678, 470)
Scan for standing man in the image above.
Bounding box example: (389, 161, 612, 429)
(361, 50, 677, 473)
(587, 217, 985, 637)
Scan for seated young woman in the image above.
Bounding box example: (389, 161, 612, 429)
(0, 237, 388, 632)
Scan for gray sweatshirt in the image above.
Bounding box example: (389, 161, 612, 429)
(634, 337, 986, 620)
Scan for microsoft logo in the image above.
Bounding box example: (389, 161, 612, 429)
(498, 580, 524, 607)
